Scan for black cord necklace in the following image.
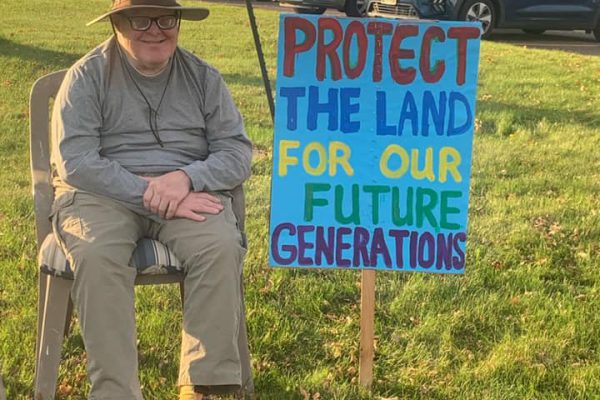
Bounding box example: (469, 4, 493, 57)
(111, 24, 175, 148)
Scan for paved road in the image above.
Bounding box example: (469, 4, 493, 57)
(491, 29, 599, 57)
(201, 0, 599, 56)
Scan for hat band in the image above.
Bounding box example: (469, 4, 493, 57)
(112, 0, 180, 11)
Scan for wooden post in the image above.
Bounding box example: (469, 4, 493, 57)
(359, 269, 376, 387)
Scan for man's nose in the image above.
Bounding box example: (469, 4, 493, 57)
(146, 20, 163, 34)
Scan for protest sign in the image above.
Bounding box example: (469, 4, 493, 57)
(270, 15, 481, 274)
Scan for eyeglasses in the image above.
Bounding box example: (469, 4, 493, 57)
(122, 14, 179, 31)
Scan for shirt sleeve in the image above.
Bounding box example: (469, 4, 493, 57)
(179, 73, 252, 192)
(51, 66, 151, 215)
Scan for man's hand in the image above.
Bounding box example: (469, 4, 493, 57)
(142, 170, 192, 219)
(173, 192, 224, 222)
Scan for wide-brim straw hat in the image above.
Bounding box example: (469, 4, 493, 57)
(87, 0, 209, 26)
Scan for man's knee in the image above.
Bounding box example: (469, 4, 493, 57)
(208, 232, 243, 254)
(68, 240, 137, 279)
(182, 233, 244, 276)
(195, 230, 242, 256)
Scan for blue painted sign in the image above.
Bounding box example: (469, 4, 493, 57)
(269, 14, 481, 274)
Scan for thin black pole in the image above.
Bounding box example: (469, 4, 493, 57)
(244, 0, 275, 123)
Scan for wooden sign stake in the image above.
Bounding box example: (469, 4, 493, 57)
(359, 269, 376, 387)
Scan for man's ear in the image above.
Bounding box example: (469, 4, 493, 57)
(110, 15, 123, 32)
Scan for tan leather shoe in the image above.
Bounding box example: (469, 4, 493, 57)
(179, 385, 203, 400)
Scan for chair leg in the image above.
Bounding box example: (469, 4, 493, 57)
(238, 282, 255, 399)
(63, 299, 73, 338)
(34, 275, 73, 400)
(34, 273, 48, 379)
(179, 281, 185, 309)
(0, 373, 6, 400)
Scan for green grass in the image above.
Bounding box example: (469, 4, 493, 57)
(1, 0, 599, 398)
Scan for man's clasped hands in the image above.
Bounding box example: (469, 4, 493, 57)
(141, 170, 223, 221)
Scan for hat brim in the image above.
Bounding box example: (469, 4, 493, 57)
(86, 6, 209, 26)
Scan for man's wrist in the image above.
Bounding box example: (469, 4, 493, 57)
(176, 169, 193, 190)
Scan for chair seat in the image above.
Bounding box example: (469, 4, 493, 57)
(38, 234, 183, 280)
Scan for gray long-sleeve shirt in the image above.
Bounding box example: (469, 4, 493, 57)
(51, 37, 252, 216)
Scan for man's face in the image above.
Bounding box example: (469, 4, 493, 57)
(112, 8, 179, 73)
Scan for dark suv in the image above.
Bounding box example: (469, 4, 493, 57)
(366, 0, 600, 40)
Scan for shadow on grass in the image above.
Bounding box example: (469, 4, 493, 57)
(0, 37, 81, 71)
(477, 100, 600, 135)
(0, 36, 272, 95)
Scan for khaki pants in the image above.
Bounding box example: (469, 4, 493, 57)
(52, 191, 245, 399)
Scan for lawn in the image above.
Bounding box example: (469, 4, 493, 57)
(0, 0, 599, 399)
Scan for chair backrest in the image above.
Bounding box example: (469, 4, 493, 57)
(29, 70, 246, 250)
(29, 70, 67, 249)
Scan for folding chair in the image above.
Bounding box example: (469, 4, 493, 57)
(30, 70, 254, 399)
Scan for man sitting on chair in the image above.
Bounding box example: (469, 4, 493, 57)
(50, 0, 252, 398)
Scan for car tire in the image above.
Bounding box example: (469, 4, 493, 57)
(344, 0, 367, 17)
(522, 29, 545, 35)
(292, 6, 327, 14)
(459, 0, 496, 39)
